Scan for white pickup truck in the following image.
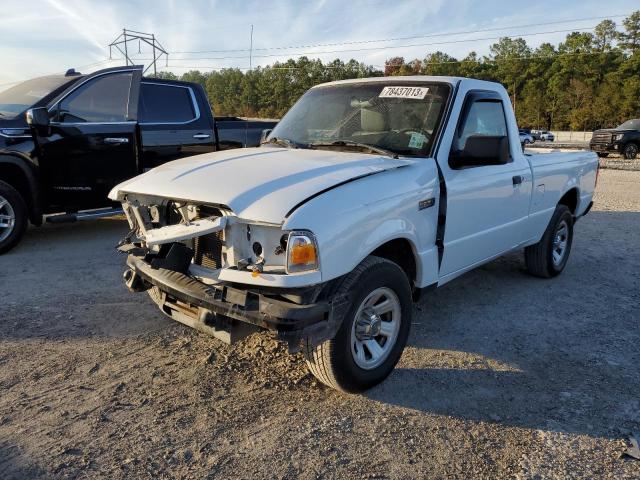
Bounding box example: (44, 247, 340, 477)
(110, 76, 598, 393)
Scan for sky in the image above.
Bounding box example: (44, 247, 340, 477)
(0, 0, 637, 86)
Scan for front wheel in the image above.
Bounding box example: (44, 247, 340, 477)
(303, 256, 412, 393)
(623, 143, 638, 160)
(0, 180, 28, 255)
(524, 204, 574, 278)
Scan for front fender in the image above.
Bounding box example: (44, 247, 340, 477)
(0, 153, 42, 224)
(284, 161, 440, 287)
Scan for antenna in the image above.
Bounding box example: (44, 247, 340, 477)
(108, 28, 168, 76)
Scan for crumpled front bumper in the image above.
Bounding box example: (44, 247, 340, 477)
(123, 248, 344, 350)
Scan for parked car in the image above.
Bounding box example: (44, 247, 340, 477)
(0, 66, 278, 253)
(539, 131, 555, 142)
(589, 118, 640, 159)
(110, 76, 598, 393)
(519, 128, 534, 146)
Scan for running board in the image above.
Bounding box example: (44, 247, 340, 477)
(46, 208, 124, 224)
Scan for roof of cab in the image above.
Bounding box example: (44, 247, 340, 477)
(311, 75, 504, 91)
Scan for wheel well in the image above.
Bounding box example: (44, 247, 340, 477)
(370, 238, 417, 285)
(558, 188, 578, 215)
(0, 162, 35, 217)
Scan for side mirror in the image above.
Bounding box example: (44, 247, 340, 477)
(450, 135, 510, 168)
(26, 107, 51, 137)
(260, 128, 272, 144)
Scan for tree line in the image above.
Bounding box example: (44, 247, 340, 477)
(155, 12, 640, 130)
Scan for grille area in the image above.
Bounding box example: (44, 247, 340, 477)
(592, 132, 612, 143)
(193, 232, 223, 269)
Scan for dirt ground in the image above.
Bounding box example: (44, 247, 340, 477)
(0, 169, 639, 479)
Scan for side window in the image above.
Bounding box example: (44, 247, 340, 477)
(58, 73, 132, 123)
(138, 83, 196, 123)
(456, 100, 508, 151)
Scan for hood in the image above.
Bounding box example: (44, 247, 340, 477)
(593, 128, 633, 134)
(110, 147, 414, 224)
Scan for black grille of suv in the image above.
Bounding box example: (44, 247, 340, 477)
(592, 132, 612, 143)
(193, 232, 223, 269)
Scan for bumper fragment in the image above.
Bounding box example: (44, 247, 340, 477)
(125, 252, 340, 349)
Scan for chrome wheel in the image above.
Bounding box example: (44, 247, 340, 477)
(552, 220, 569, 267)
(0, 194, 16, 243)
(350, 287, 401, 370)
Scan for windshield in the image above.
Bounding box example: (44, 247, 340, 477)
(0, 75, 72, 118)
(617, 119, 640, 130)
(268, 81, 451, 157)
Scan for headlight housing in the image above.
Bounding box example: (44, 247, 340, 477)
(613, 133, 624, 141)
(286, 231, 319, 273)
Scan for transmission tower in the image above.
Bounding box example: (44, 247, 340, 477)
(109, 29, 168, 76)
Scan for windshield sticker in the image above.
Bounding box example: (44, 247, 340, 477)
(379, 86, 429, 99)
(408, 132, 427, 149)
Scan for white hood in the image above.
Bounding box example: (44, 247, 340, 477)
(109, 147, 413, 224)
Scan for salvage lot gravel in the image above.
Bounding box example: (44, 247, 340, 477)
(1, 169, 639, 479)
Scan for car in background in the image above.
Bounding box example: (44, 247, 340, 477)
(589, 118, 640, 159)
(519, 128, 534, 146)
(539, 131, 555, 142)
(0, 65, 277, 253)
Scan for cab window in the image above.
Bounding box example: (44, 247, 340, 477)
(57, 73, 132, 123)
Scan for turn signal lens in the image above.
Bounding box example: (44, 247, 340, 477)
(287, 232, 319, 273)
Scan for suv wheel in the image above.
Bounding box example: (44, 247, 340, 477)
(0, 180, 28, 254)
(303, 256, 412, 393)
(623, 143, 638, 160)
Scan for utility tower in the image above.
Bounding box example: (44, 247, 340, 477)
(108, 29, 168, 76)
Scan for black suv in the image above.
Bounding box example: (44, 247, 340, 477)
(0, 66, 277, 253)
(590, 119, 640, 159)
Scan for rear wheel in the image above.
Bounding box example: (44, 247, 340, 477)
(524, 204, 574, 278)
(596, 152, 609, 158)
(0, 180, 28, 254)
(623, 143, 638, 160)
(303, 256, 412, 393)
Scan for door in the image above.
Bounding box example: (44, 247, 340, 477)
(438, 90, 532, 278)
(138, 81, 215, 170)
(37, 67, 141, 210)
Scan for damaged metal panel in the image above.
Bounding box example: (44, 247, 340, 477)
(144, 216, 228, 246)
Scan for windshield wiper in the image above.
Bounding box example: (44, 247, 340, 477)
(309, 140, 399, 159)
(261, 136, 306, 149)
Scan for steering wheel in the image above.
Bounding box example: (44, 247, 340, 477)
(396, 128, 432, 139)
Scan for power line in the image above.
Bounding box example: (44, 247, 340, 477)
(153, 26, 601, 62)
(168, 13, 631, 54)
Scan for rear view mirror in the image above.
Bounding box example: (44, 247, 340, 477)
(26, 107, 51, 137)
(450, 135, 510, 168)
(260, 128, 273, 144)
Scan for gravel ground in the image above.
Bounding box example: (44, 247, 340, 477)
(0, 169, 639, 479)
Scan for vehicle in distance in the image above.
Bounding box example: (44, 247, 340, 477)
(0, 66, 277, 253)
(519, 128, 534, 146)
(533, 130, 555, 142)
(589, 118, 640, 159)
(111, 76, 598, 393)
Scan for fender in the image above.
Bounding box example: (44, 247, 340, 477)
(0, 154, 43, 225)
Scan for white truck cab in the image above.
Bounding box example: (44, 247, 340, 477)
(110, 76, 598, 393)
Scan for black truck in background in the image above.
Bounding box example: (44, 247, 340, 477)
(589, 118, 640, 159)
(0, 66, 277, 253)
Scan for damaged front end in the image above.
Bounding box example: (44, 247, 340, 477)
(116, 194, 346, 351)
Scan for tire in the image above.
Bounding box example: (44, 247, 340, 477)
(0, 180, 28, 255)
(623, 143, 638, 160)
(596, 152, 609, 158)
(303, 256, 412, 393)
(524, 204, 574, 278)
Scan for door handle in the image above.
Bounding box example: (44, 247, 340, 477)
(512, 175, 524, 186)
(104, 137, 129, 144)
(193, 134, 211, 140)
